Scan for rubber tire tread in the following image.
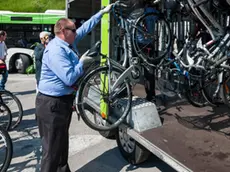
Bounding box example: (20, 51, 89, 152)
(115, 128, 150, 165)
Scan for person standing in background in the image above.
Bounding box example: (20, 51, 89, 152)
(0, 30, 8, 90)
(34, 31, 51, 92)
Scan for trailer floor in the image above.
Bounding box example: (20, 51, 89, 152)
(140, 99, 230, 172)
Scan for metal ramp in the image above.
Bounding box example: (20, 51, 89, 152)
(125, 96, 230, 172)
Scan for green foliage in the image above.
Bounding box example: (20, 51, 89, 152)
(0, 0, 65, 12)
(26, 64, 35, 74)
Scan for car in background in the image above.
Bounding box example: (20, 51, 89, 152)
(5, 47, 34, 74)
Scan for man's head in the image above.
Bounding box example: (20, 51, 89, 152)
(39, 31, 51, 45)
(0, 30, 7, 42)
(54, 18, 76, 45)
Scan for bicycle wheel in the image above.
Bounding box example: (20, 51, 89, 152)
(184, 69, 207, 107)
(132, 12, 171, 64)
(184, 77, 207, 107)
(201, 70, 223, 106)
(0, 127, 13, 172)
(77, 65, 132, 131)
(0, 103, 12, 131)
(0, 90, 23, 129)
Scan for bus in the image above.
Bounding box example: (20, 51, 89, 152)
(0, 10, 65, 73)
(0, 10, 65, 48)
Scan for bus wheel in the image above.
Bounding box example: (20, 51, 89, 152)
(116, 126, 151, 165)
(15, 54, 31, 74)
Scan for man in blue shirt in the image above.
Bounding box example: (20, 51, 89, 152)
(36, 4, 113, 172)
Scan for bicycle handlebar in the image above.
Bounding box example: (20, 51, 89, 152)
(152, 0, 161, 5)
(113, 0, 128, 8)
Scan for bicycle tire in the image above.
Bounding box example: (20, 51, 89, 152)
(132, 12, 172, 64)
(0, 90, 23, 129)
(0, 103, 12, 131)
(184, 76, 207, 107)
(77, 65, 132, 131)
(200, 68, 223, 106)
(0, 126, 13, 172)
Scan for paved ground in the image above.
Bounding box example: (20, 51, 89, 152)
(5, 74, 175, 172)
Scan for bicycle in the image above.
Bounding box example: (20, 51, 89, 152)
(76, 0, 230, 132)
(0, 90, 23, 129)
(182, 0, 230, 107)
(74, 36, 206, 131)
(111, 0, 207, 107)
(74, 0, 207, 131)
(0, 126, 13, 172)
(111, 0, 172, 67)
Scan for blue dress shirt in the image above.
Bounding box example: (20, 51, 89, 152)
(38, 11, 103, 96)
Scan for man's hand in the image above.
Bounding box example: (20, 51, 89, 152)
(100, 3, 114, 14)
(79, 50, 100, 71)
(79, 50, 92, 64)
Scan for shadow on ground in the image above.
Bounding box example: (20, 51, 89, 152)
(74, 147, 175, 172)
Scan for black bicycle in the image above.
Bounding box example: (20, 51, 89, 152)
(0, 90, 23, 129)
(0, 126, 13, 171)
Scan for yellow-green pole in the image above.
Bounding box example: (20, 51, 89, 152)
(100, 0, 110, 119)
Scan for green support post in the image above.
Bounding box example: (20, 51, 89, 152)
(100, 0, 110, 119)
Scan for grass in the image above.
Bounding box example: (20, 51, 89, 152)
(0, 0, 65, 12)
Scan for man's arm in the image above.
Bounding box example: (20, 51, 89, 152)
(3, 42, 7, 61)
(74, 11, 103, 44)
(45, 47, 84, 86)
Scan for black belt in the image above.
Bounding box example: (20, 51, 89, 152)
(38, 92, 74, 100)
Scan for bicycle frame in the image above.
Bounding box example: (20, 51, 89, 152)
(186, 0, 224, 40)
(112, 5, 166, 67)
(110, 0, 230, 98)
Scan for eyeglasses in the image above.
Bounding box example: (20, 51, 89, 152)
(65, 27, 76, 33)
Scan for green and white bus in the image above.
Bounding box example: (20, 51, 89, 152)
(0, 10, 65, 48)
(0, 10, 65, 73)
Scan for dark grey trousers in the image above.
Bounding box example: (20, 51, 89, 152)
(36, 92, 74, 172)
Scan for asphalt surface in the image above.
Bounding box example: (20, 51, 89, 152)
(5, 74, 175, 172)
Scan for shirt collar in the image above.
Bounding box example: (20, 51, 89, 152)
(55, 36, 70, 47)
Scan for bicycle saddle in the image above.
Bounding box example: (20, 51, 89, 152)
(86, 41, 101, 57)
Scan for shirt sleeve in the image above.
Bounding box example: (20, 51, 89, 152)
(45, 46, 84, 86)
(74, 11, 103, 44)
(3, 42, 7, 56)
